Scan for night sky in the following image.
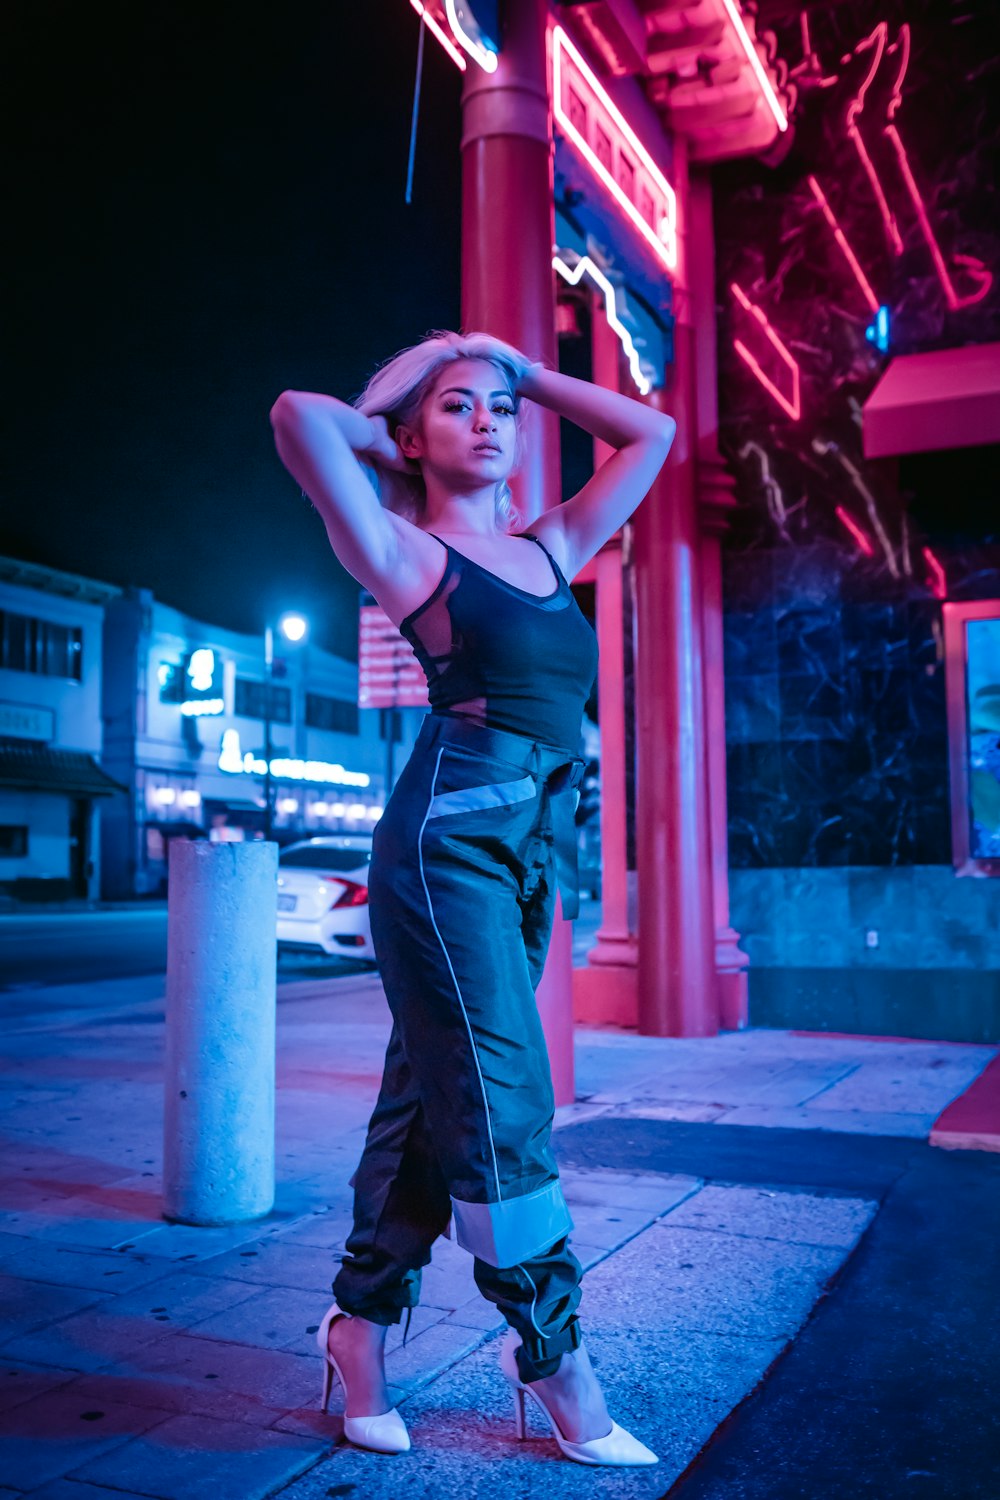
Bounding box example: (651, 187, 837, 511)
(6, 2, 464, 660)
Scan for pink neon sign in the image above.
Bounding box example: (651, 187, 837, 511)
(719, 0, 789, 134)
(408, 0, 467, 70)
(827, 22, 992, 314)
(550, 24, 678, 272)
(922, 546, 947, 600)
(807, 176, 879, 315)
(835, 505, 874, 557)
(730, 282, 802, 421)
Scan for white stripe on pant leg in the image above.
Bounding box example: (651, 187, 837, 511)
(518, 1261, 545, 1339)
(417, 744, 503, 1206)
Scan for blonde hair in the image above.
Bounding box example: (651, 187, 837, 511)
(352, 329, 533, 531)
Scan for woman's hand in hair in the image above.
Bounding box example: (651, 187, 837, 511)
(513, 359, 547, 398)
(361, 415, 421, 475)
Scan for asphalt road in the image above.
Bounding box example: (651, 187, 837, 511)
(0, 897, 603, 992)
(0, 907, 375, 991)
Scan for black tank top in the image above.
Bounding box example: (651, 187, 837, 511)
(398, 531, 598, 755)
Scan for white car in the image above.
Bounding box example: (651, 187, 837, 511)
(276, 835, 375, 961)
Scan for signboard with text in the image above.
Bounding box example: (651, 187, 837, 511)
(358, 603, 429, 710)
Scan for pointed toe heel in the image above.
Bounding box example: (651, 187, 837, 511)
(498, 1329, 658, 1468)
(316, 1300, 411, 1454)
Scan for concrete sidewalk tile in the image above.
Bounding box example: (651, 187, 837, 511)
(607, 1221, 848, 1341)
(612, 1101, 728, 1122)
(0, 1299, 180, 1376)
(716, 1104, 939, 1136)
(384, 1303, 449, 1353)
(184, 1285, 323, 1353)
(0, 1360, 77, 1415)
(561, 1170, 698, 1215)
(410, 1258, 477, 1311)
(0, 1234, 166, 1294)
(0, 1388, 173, 1492)
(13, 1479, 146, 1499)
(0, 1277, 110, 1346)
(561, 1201, 660, 1250)
(441, 1298, 506, 1333)
(661, 1183, 878, 1248)
(89, 1270, 267, 1331)
(0, 1205, 163, 1253)
(63, 1332, 319, 1426)
(69, 1410, 327, 1500)
(262, 1212, 350, 1251)
(117, 1214, 297, 1263)
(185, 1238, 343, 1292)
(383, 1321, 487, 1391)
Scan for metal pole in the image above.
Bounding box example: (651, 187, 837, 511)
(263, 624, 274, 841)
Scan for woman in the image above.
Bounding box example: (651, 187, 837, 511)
(270, 330, 675, 1465)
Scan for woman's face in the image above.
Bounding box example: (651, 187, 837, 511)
(397, 357, 518, 488)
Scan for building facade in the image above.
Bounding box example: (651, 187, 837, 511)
(100, 587, 420, 898)
(0, 556, 421, 903)
(0, 558, 124, 902)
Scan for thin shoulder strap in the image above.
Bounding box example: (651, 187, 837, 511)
(520, 529, 566, 586)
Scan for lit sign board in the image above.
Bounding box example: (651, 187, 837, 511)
(358, 603, 430, 710)
(218, 729, 370, 788)
(551, 24, 678, 273)
(182, 648, 223, 716)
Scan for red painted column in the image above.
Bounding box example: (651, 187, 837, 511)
(689, 171, 749, 1030)
(459, 1, 576, 1103)
(574, 297, 638, 1027)
(632, 144, 717, 1036)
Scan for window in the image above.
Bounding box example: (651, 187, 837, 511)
(0, 611, 83, 680)
(0, 826, 29, 858)
(305, 692, 359, 734)
(280, 844, 371, 870)
(234, 676, 292, 723)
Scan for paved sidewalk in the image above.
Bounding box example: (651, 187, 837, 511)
(0, 968, 994, 1497)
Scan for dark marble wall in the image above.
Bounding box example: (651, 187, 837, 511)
(714, 0, 1000, 871)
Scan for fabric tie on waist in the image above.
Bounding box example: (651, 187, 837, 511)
(532, 750, 587, 922)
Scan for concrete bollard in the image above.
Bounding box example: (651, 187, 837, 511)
(163, 839, 278, 1226)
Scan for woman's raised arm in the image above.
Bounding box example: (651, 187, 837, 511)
(269, 391, 411, 593)
(514, 364, 675, 575)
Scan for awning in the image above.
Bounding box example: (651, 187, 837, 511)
(862, 341, 1000, 458)
(0, 745, 127, 798)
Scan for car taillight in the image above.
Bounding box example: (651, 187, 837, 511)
(329, 878, 368, 908)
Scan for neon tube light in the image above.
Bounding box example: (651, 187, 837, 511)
(551, 24, 678, 271)
(844, 22, 992, 311)
(922, 547, 947, 600)
(408, 0, 467, 70)
(444, 0, 497, 73)
(730, 282, 801, 421)
(719, 0, 788, 132)
(553, 253, 651, 394)
(865, 305, 890, 353)
(807, 175, 880, 315)
(218, 729, 370, 787)
(835, 506, 874, 556)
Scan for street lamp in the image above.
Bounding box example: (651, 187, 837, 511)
(263, 613, 308, 841)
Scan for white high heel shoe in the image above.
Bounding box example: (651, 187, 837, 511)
(316, 1301, 411, 1454)
(498, 1329, 658, 1467)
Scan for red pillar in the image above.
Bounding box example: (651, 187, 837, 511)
(689, 171, 749, 1029)
(459, 0, 576, 1102)
(632, 145, 717, 1036)
(574, 298, 638, 1026)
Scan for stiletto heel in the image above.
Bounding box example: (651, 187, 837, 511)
(316, 1300, 411, 1454)
(498, 1330, 658, 1467)
(512, 1384, 527, 1440)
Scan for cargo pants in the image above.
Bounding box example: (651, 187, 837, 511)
(331, 712, 588, 1382)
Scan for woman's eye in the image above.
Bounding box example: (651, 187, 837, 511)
(442, 400, 514, 415)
